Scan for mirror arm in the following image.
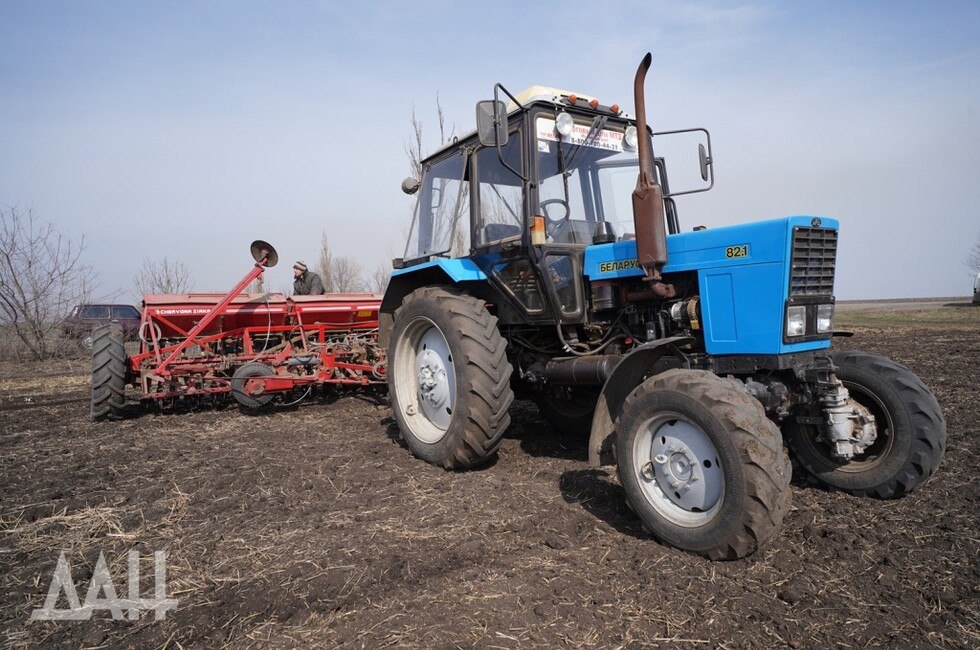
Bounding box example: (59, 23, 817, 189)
(652, 127, 715, 197)
(492, 83, 527, 182)
(493, 82, 524, 111)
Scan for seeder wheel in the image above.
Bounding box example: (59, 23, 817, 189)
(231, 362, 277, 409)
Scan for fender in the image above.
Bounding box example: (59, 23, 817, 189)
(381, 258, 488, 314)
(588, 336, 695, 467)
(380, 259, 495, 348)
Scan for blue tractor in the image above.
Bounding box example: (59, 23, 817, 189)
(381, 54, 946, 559)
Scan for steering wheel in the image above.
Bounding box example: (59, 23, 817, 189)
(540, 198, 570, 222)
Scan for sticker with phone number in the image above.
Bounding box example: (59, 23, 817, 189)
(535, 118, 625, 152)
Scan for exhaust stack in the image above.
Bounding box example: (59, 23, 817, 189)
(631, 53, 675, 299)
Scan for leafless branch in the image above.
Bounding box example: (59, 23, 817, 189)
(0, 206, 97, 359)
(133, 257, 193, 296)
(316, 230, 335, 293)
(331, 257, 366, 293)
(370, 264, 390, 294)
(404, 93, 455, 181)
(968, 232, 980, 274)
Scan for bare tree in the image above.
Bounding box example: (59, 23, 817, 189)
(246, 277, 265, 294)
(370, 263, 390, 294)
(316, 230, 335, 293)
(405, 93, 454, 181)
(134, 257, 192, 296)
(968, 232, 980, 273)
(0, 206, 97, 359)
(332, 257, 366, 293)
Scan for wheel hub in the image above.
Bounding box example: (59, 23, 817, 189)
(638, 419, 724, 516)
(666, 451, 695, 481)
(411, 326, 456, 432)
(416, 351, 449, 407)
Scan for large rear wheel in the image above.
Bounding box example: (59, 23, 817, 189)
(90, 323, 127, 421)
(616, 370, 792, 560)
(786, 350, 945, 498)
(388, 287, 514, 469)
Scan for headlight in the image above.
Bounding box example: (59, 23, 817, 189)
(624, 125, 638, 149)
(816, 304, 834, 333)
(555, 112, 574, 137)
(786, 306, 806, 337)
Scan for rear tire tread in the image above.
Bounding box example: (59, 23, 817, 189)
(393, 287, 514, 470)
(90, 323, 127, 421)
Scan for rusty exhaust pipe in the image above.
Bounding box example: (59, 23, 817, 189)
(631, 53, 675, 299)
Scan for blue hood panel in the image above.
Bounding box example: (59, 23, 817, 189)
(585, 216, 839, 355)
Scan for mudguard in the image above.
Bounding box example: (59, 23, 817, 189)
(588, 336, 695, 467)
(381, 258, 488, 314)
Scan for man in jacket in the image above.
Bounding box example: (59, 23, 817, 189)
(293, 260, 325, 295)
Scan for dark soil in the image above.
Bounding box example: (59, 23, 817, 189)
(1, 326, 978, 647)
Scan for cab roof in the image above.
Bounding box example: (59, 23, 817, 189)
(418, 86, 632, 166)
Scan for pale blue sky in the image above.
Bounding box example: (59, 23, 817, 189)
(1, 1, 978, 300)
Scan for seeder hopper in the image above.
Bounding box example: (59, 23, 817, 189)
(90, 241, 385, 420)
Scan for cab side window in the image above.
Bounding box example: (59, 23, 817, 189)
(474, 135, 523, 247)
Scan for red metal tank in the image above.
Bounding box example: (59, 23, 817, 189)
(142, 293, 290, 337)
(288, 293, 380, 330)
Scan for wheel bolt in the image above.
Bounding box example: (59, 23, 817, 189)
(654, 454, 668, 465)
(641, 462, 655, 480)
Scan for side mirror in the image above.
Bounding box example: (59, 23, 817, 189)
(651, 127, 715, 197)
(401, 177, 420, 195)
(698, 143, 711, 182)
(476, 100, 508, 147)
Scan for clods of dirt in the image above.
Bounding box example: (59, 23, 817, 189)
(0, 326, 977, 647)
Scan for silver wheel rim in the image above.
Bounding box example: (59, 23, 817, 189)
(632, 413, 725, 527)
(393, 317, 457, 444)
(81, 335, 94, 349)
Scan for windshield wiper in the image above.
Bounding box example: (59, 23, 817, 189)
(555, 115, 608, 211)
(563, 115, 607, 171)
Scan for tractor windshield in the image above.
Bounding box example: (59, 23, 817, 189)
(536, 116, 640, 244)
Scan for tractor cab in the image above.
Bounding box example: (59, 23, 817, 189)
(395, 83, 712, 326)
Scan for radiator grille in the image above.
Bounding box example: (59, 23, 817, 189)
(789, 227, 837, 296)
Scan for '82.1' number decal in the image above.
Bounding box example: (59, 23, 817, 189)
(725, 244, 749, 259)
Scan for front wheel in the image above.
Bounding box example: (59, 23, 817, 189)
(388, 287, 514, 469)
(616, 370, 792, 560)
(786, 350, 946, 498)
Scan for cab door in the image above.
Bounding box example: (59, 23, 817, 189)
(469, 126, 554, 323)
